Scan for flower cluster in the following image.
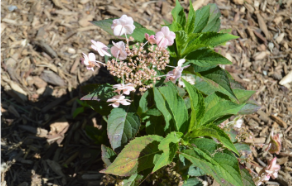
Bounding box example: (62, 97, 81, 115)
(254, 157, 280, 186)
(80, 14, 182, 107)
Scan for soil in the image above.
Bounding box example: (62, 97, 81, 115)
(1, 0, 292, 186)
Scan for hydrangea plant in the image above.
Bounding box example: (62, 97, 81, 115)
(75, 1, 281, 185)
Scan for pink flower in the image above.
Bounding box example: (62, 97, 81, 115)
(81, 53, 99, 71)
(265, 157, 280, 179)
(91, 40, 111, 57)
(107, 95, 131, 108)
(113, 83, 135, 95)
(266, 130, 281, 154)
(256, 157, 281, 185)
(145, 33, 156, 44)
(111, 15, 135, 36)
(165, 59, 190, 83)
(155, 26, 176, 48)
(111, 41, 127, 60)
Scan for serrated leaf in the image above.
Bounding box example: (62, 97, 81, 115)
(182, 79, 205, 131)
(100, 135, 163, 176)
(185, 0, 196, 34)
(153, 88, 172, 131)
(181, 138, 243, 186)
(199, 66, 237, 100)
(193, 4, 221, 33)
(182, 32, 238, 56)
(101, 145, 117, 167)
(233, 89, 256, 103)
(171, 0, 186, 29)
(186, 48, 232, 67)
(91, 19, 155, 42)
(240, 168, 256, 186)
(152, 132, 182, 173)
(200, 92, 244, 125)
(175, 30, 188, 57)
(238, 99, 261, 115)
(189, 124, 239, 155)
(108, 108, 141, 150)
(158, 82, 189, 133)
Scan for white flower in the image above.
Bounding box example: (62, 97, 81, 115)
(91, 40, 111, 57)
(111, 15, 135, 36)
(178, 74, 196, 87)
(234, 118, 243, 129)
(111, 41, 127, 60)
(165, 59, 190, 83)
(113, 83, 135, 95)
(107, 95, 131, 108)
(81, 53, 99, 71)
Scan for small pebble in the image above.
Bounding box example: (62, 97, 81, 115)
(67, 48, 76, 54)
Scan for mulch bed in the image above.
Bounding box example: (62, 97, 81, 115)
(1, 0, 291, 185)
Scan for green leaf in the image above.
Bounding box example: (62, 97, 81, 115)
(238, 99, 261, 115)
(145, 116, 165, 136)
(182, 79, 205, 131)
(81, 84, 117, 115)
(175, 30, 188, 57)
(91, 19, 155, 42)
(182, 32, 238, 56)
(101, 145, 117, 167)
(171, 0, 186, 28)
(137, 90, 149, 116)
(153, 88, 172, 131)
(183, 178, 203, 186)
(200, 92, 245, 125)
(233, 89, 256, 103)
(72, 107, 84, 118)
(181, 138, 243, 186)
(199, 66, 237, 100)
(186, 48, 232, 67)
(152, 132, 182, 172)
(188, 165, 206, 176)
(100, 135, 163, 176)
(81, 84, 116, 101)
(158, 82, 189, 133)
(240, 168, 256, 186)
(193, 4, 221, 33)
(107, 108, 141, 150)
(189, 124, 239, 155)
(185, 0, 196, 34)
(234, 143, 252, 163)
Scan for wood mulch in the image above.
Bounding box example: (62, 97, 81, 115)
(1, 0, 291, 185)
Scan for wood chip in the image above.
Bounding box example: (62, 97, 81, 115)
(270, 115, 288, 128)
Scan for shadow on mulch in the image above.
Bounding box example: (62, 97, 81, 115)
(2, 67, 115, 186)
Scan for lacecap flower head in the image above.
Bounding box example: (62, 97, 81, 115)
(111, 15, 135, 36)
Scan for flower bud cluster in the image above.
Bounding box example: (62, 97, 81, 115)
(106, 42, 170, 92)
